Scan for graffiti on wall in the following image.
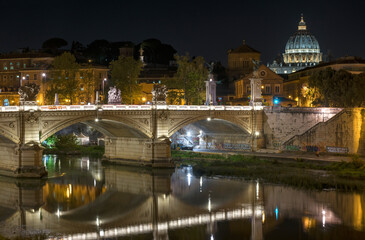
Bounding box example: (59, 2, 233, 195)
(306, 145, 319, 152)
(285, 145, 300, 151)
(223, 143, 251, 150)
(326, 146, 349, 154)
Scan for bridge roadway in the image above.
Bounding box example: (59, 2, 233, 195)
(0, 104, 265, 177)
(0, 166, 350, 240)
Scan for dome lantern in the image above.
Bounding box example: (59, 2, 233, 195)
(298, 14, 307, 31)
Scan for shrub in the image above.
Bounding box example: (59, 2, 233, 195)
(351, 154, 365, 168)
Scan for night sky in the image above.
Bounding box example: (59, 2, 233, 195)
(1, 0, 364, 65)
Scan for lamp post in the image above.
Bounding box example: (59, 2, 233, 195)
(42, 73, 46, 105)
(102, 78, 107, 104)
(21, 76, 25, 88)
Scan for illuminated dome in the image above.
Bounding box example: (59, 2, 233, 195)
(283, 15, 322, 66)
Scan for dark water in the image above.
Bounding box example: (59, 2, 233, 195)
(1, 155, 365, 240)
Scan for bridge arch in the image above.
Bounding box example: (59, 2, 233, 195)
(40, 115, 152, 143)
(0, 129, 19, 144)
(168, 114, 252, 138)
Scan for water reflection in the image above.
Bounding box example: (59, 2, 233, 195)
(0, 155, 364, 239)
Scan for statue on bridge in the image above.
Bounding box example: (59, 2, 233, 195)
(18, 83, 40, 105)
(205, 62, 217, 105)
(152, 84, 167, 104)
(249, 59, 263, 107)
(108, 86, 121, 104)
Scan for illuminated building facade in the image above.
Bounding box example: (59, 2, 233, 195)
(0, 52, 108, 105)
(269, 15, 322, 74)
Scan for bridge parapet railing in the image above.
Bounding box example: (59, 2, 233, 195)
(0, 105, 263, 112)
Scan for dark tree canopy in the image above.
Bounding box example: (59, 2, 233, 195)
(84, 39, 111, 65)
(212, 61, 228, 86)
(42, 38, 68, 50)
(308, 68, 365, 107)
(135, 38, 177, 65)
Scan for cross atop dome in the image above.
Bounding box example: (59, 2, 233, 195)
(298, 14, 307, 31)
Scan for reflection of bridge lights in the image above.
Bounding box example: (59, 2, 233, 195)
(275, 207, 279, 220)
(187, 173, 192, 186)
(200, 176, 203, 192)
(210, 234, 214, 240)
(207, 117, 211, 121)
(256, 181, 259, 200)
(208, 194, 211, 212)
(56, 209, 61, 218)
(58, 206, 265, 239)
(95, 118, 99, 122)
(96, 217, 100, 227)
(322, 209, 326, 227)
(262, 211, 265, 223)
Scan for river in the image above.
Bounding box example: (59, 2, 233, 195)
(0, 155, 365, 239)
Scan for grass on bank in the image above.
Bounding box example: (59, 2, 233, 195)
(43, 145, 105, 156)
(42, 134, 104, 156)
(172, 150, 365, 191)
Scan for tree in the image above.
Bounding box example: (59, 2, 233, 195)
(308, 68, 365, 107)
(47, 52, 80, 104)
(169, 54, 208, 105)
(80, 66, 98, 104)
(110, 56, 143, 104)
(84, 39, 111, 65)
(212, 61, 228, 86)
(42, 38, 68, 50)
(135, 39, 177, 65)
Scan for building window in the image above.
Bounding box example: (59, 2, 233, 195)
(3, 75, 7, 80)
(34, 74, 37, 80)
(99, 73, 102, 78)
(247, 86, 251, 94)
(16, 62, 20, 68)
(23, 63, 26, 68)
(275, 85, 280, 93)
(4, 66, 7, 70)
(10, 75, 13, 80)
(26, 74, 29, 80)
(265, 85, 271, 94)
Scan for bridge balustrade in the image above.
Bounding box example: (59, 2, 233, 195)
(0, 105, 262, 112)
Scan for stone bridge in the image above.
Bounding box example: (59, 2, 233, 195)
(1, 104, 363, 178)
(0, 105, 264, 177)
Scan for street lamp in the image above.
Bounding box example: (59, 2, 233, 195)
(21, 76, 25, 88)
(102, 78, 107, 104)
(42, 73, 46, 105)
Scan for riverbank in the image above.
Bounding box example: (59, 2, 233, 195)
(172, 150, 365, 191)
(43, 145, 104, 156)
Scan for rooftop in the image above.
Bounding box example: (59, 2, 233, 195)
(229, 40, 260, 54)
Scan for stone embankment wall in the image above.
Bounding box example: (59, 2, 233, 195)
(283, 108, 365, 155)
(264, 107, 342, 149)
(198, 134, 251, 151)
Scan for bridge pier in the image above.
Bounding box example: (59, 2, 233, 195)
(0, 110, 47, 178)
(104, 136, 172, 167)
(16, 142, 47, 178)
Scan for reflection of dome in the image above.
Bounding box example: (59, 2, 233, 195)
(283, 15, 322, 65)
